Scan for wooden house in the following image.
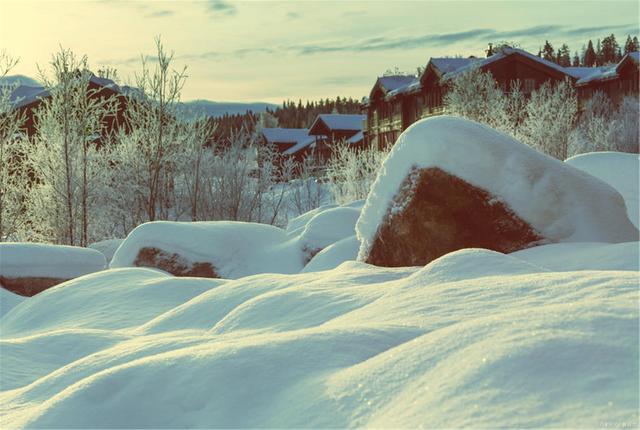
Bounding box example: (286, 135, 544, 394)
(364, 48, 587, 147)
(573, 52, 640, 105)
(10, 75, 128, 140)
(259, 127, 318, 163)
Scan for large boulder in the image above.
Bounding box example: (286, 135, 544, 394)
(357, 116, 639, 267)
(0, 243, 107, 296)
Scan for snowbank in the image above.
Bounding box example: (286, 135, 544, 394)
(566, 151, 639, 228)
(0, 287, 25, 318)
(88, 239, 124, 264)
(1, 249, 636, 428)
(302, 235, 360, 273)
(357, 116, 638, 259)
(111, 221, 304, 279)
(297, 206, 361, 253)
(0, 243, 106, 279)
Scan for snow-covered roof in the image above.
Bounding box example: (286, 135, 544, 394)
(429, 58, 476, 75)
(346, 130, 364, 145)
(261, 128, 313, 145)
(310, 114, 366, 132)
(8, 74, 122, 110)
(573, 52, 639, 86)
(386, 78, 420, 98)
(377, 75, 417, 92)
(442, 48, 573, 82)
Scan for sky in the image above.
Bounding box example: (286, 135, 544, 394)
(1, 0, 638, 103)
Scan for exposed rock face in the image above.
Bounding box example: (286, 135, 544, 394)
(133, 247, 218, 278)
(364, 167, 544, 267)
(0, 277, 70, 297)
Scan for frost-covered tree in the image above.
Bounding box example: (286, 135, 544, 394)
(26, 48, 117, 245)
(0, 52, 28, 241)
(541, 41, 555, 62)
(519, 79, 577, 160)
(120, 37, 187, 222)
(569, 93, 639, 156)
(326, 142, 389, 204)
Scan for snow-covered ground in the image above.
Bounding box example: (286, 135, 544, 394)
(1, 247, 637, 428)
(1, 130, 638, 427)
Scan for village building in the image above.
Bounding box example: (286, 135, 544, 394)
(9, 75, 128, 139)
(259, 127, 318, 162)
(364, 47, 640, 148)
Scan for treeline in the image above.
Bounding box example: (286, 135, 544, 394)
(537, 34, 639, 67)
(267, 97, 362, 128)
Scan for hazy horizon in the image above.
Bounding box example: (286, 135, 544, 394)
(1, 0, 638, 103)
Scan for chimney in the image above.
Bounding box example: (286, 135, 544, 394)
(486, 43, 494, 58)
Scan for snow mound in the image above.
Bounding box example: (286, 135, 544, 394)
(357, 116, 638, 259)
(110, 221, 304, 279)
(88, 238, 124, 263)
(0, 243, 106, 279)
(511, 241, 639, 271)
(0, 287, 25, 318)
(566, 151, 639, 228)
(302, 235, 360, 273)
(0, 252, 636, 428)
(297, 206, 361, 254)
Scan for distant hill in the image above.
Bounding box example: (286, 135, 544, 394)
(0, 75, 42, 87)
(177, 100, 278, 120)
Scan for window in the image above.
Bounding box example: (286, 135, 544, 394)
(524, 79, 536, 93)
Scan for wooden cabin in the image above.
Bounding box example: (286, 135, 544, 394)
(308, 114, 366, 145)
(10, 75, 128, 140)
(259, 127, 317, 163)
(574, 52, 640, 106)
(364, 48, 593, 148)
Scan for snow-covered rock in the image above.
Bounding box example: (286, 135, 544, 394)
(1, 249, 637, 428)
(357, 116, 639, 265)
(0, 243, 107, 296)
(88, 238, 124, 264)
(566, 151, 639, 228)
(110, 221, 304, 279)
(0, 287, 25, 318)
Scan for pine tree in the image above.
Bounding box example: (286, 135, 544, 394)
(584, 40, 597, 67)
(595, 39, 603, 66)
(542, 40, 555, 62)
(624, 35, 639, 54)
(572, 52, 580, 67)
(600, 34, 620, 64)
(557, 44, 571, 67)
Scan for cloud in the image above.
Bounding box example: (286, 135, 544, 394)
(146, 10, 174, 18)
(286, 11, 301, 20)
(206, 0, 237, 16)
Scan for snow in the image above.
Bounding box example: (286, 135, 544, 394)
(302, 235, 360, 273)
(0, 243, 106, 279)
(346, 130, 364, 145)
(0, 288, 25, 318)
(110, 221, 304, 278)
(511, 242, 639, 272)
(88, 239, 124, 264)
(261, 127, 314, 145)
(1, 248, 637, 428)
(566, 151, 639, 228)
(429, 57, 476, 75)
(356, 116, 639, 260)
(376, 75, 417, 92)
(311, 114, 366, 131)
(296, 206, 361, 254)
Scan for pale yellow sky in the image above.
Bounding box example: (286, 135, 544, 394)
(1, 0, 638, 103)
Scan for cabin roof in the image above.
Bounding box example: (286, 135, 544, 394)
(442, 47, 574, 81)
(309, 114, 366, 134)
(574, 51, 639, 86)
(429, 58, 476, 75)
(261, 127, 313, 144)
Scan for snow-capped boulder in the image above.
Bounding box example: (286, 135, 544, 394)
(110, 221, 304, 279)
(357, 116, 639, 267)
(0, 243, 107, 296)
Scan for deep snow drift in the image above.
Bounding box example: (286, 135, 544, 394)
(0, 243, 106, 279)
(1, 248, 637, 428)
(356, 117, 638, 260)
